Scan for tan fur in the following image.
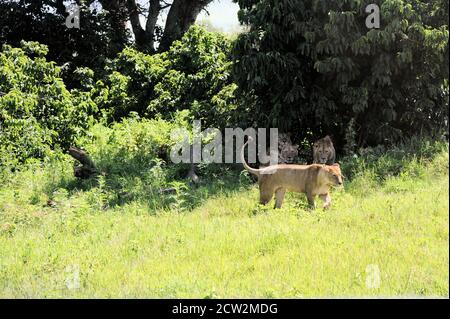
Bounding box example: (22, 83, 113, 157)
(259, 133, 298, 168)
(241, 137, 343, 209)
(313, 135, 336, 165)
(278, 133, 299, 164)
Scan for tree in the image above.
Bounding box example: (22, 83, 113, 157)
(0, 0, 213, 76)
(121, 0, 214, 52)
(0, 0, 131, 87)
(233, 0, 449, 148)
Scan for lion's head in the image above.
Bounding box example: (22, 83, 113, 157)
(278, 133, 299, 164)
(313, 135, 335, 165)
(321, 163, 343, 186)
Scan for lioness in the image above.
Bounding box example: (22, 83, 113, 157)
(313, 135, 336, 165)
(241, 137, 343, 209)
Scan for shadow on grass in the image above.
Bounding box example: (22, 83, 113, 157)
(44, 158, 254, 212)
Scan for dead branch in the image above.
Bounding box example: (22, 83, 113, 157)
(68, 146, 97, 179)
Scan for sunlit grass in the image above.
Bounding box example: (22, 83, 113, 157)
(0, 145, 448, 298)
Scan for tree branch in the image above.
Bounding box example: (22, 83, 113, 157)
(144, 0, 162, 52)
(126, 0, 146, 47)
(68, 146, 97, 179)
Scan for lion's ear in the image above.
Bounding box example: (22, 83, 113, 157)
(323, 166, 334, 174)
(332, 163, 340, 167)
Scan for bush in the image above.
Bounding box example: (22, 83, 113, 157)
(151, 25, 239, 127)
(70, 111, 194, 206)
(94, 48, 168, 120)
(340, 135, 449, 182)
(97, 26, 245, 128)
(78, 113, 187, 175)
(0, 41, 97, 166)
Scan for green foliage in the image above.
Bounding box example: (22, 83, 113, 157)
(157, 25, 241, 127)
(95, 47, 168, 119)
(78, 114, 182, 175)
(71, 111, 196, 208)
(233, 0, 449, 147)
(0, 27, 246, 168)
(341, 135, 449, 182)
(0, 42, 96, 166)
(0, 0, 130, 87)
(100, 26, 244, 128)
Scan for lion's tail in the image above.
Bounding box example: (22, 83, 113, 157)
(240, 136, 261, 177)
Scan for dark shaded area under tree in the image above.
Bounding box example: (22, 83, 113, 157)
(0, 0, 213, 86)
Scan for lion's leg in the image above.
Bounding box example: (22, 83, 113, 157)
(306, 192, 316, 210)
(319, 193, 331, 209)
(274, 188, 286, 209)
(259, 186, 273, 206)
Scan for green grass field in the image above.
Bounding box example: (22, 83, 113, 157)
(0, 143, 448, 298)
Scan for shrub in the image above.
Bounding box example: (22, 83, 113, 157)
(340, 135, 449, 182)
(98, 26, 245, 129)
(78, 114, 184, 175)
(0, 41, 96, 166)
(150, 25, 239, 127)
(61, 111, 202, 208)
(94, 48, 168, 120)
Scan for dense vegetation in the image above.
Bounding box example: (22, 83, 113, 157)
(0, 26, 240, 167)
(0, 41, 97, 166)
(0, 0, 448, 297)
(233, 0, 449, 147)
(0, 0, 215, 83)
(1, 1, 448, 166)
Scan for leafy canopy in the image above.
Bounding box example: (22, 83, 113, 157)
(96, 26, 243, 128)
(0, 41, 97, 165)
(233, 0, 449, 147)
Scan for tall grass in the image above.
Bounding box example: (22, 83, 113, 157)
(0, 137, 448, 297)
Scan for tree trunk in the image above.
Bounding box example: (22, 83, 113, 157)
(186, 144, 200, 184)
(158, 0, 213, 52)
(143, 0, 161, 52)
(99, 0, 129, 51)
(108, 0, 211, 52)
(125, 0, 146, 48)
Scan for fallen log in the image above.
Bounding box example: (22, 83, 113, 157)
(68, 146, 97, 179)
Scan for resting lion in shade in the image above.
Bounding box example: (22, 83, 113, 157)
(241, 137, 343, 209)
(313, 135, 336, 165)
